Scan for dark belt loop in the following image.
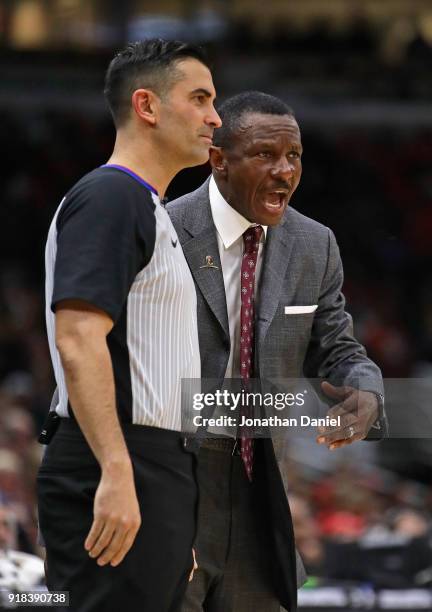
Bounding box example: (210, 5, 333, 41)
(182, 436, 200, 454)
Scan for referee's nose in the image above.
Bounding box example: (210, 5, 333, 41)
(207, 105, 222, 129)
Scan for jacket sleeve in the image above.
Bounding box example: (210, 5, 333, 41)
(303, 229, 387, 438)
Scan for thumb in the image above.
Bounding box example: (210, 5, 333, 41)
(321, 381, 348, 401)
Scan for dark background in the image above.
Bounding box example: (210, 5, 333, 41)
(0, 0, 431, 602)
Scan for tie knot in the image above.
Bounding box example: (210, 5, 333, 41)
(243, 225, 263, 253)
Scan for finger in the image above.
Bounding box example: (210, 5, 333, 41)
(328, 429, 365, 448)
(317, 414, 357, 436)
(329, 438, 355, 450)
(85, 519, 105, 552)
(318, 410, 362, 437)
(321, 381, 350, 401)
(319, 423, 369, 446)
(96, 527, 128, 566)
(318, 418, 357, 436)
(317, 422, 360, 446)
(317, 405, 358, 436)
(87, 523, 116, 559)
(319, 427, 356, 445)
(109, 526, 139, 567)
(329, 428, 365, 449)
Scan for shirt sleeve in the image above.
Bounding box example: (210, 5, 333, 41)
(52, 173, 151, 322)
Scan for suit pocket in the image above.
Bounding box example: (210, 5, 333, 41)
(284, 305, 317, 315)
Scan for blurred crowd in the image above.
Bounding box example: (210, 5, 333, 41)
(287, 455, 432, 586)
(0, 107, 431, 589)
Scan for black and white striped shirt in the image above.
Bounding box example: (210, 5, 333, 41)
(45, 165, 200, 430)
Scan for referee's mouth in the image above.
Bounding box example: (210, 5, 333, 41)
(199, 132, 213, 145)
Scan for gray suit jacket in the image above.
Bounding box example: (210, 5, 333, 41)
(168, 177, 383, 414)
(167, 177, 384, 599)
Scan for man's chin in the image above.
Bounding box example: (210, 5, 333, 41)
(255, 202, 289, 226)
(183, 150, 210, 169)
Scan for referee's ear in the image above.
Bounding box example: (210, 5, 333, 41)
(131, 89, 158, 126)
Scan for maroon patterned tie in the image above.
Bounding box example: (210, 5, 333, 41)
(240, 225, 263, 481)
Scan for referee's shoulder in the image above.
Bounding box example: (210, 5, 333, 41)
(58, 167, 145, 226)
(67, 166, 134, 195)
(64, 166, 151, 210)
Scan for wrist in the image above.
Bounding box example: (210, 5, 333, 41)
(367, 393, 388, 439)
(101, 454, 133, 476)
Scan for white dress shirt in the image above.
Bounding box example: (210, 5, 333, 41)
(209, 176, 267, 378)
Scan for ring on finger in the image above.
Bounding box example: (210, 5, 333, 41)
(347, 425, 355, 439)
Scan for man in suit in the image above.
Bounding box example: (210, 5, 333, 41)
(167, 91, 385, 612)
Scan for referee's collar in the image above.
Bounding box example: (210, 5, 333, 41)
(100, 164, 158, 196)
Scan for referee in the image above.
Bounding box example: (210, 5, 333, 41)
(37, 39, 221, 612)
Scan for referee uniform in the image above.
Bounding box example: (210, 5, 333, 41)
(37, 165, 200, 612)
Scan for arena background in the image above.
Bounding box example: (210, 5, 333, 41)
(0, 1, 432, 610)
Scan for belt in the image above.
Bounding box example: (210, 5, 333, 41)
(201, 437, 241, 455)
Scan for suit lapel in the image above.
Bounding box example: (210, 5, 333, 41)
(175, 182, 298, 346)
(257, 214, 296, 348)
(180, 182, 230, 340)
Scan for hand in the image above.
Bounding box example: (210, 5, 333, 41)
(189, 548, 198, 582)
(316, 382, 379, 450)
(84, 462, 141, 567)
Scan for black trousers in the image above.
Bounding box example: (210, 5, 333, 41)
(37, 420, 198, 612)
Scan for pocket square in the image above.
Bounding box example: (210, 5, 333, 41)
(284, 305, 318, 314)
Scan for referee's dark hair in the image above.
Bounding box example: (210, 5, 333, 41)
(104, 38, 209, 128)
(213, 91, 295, 150)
